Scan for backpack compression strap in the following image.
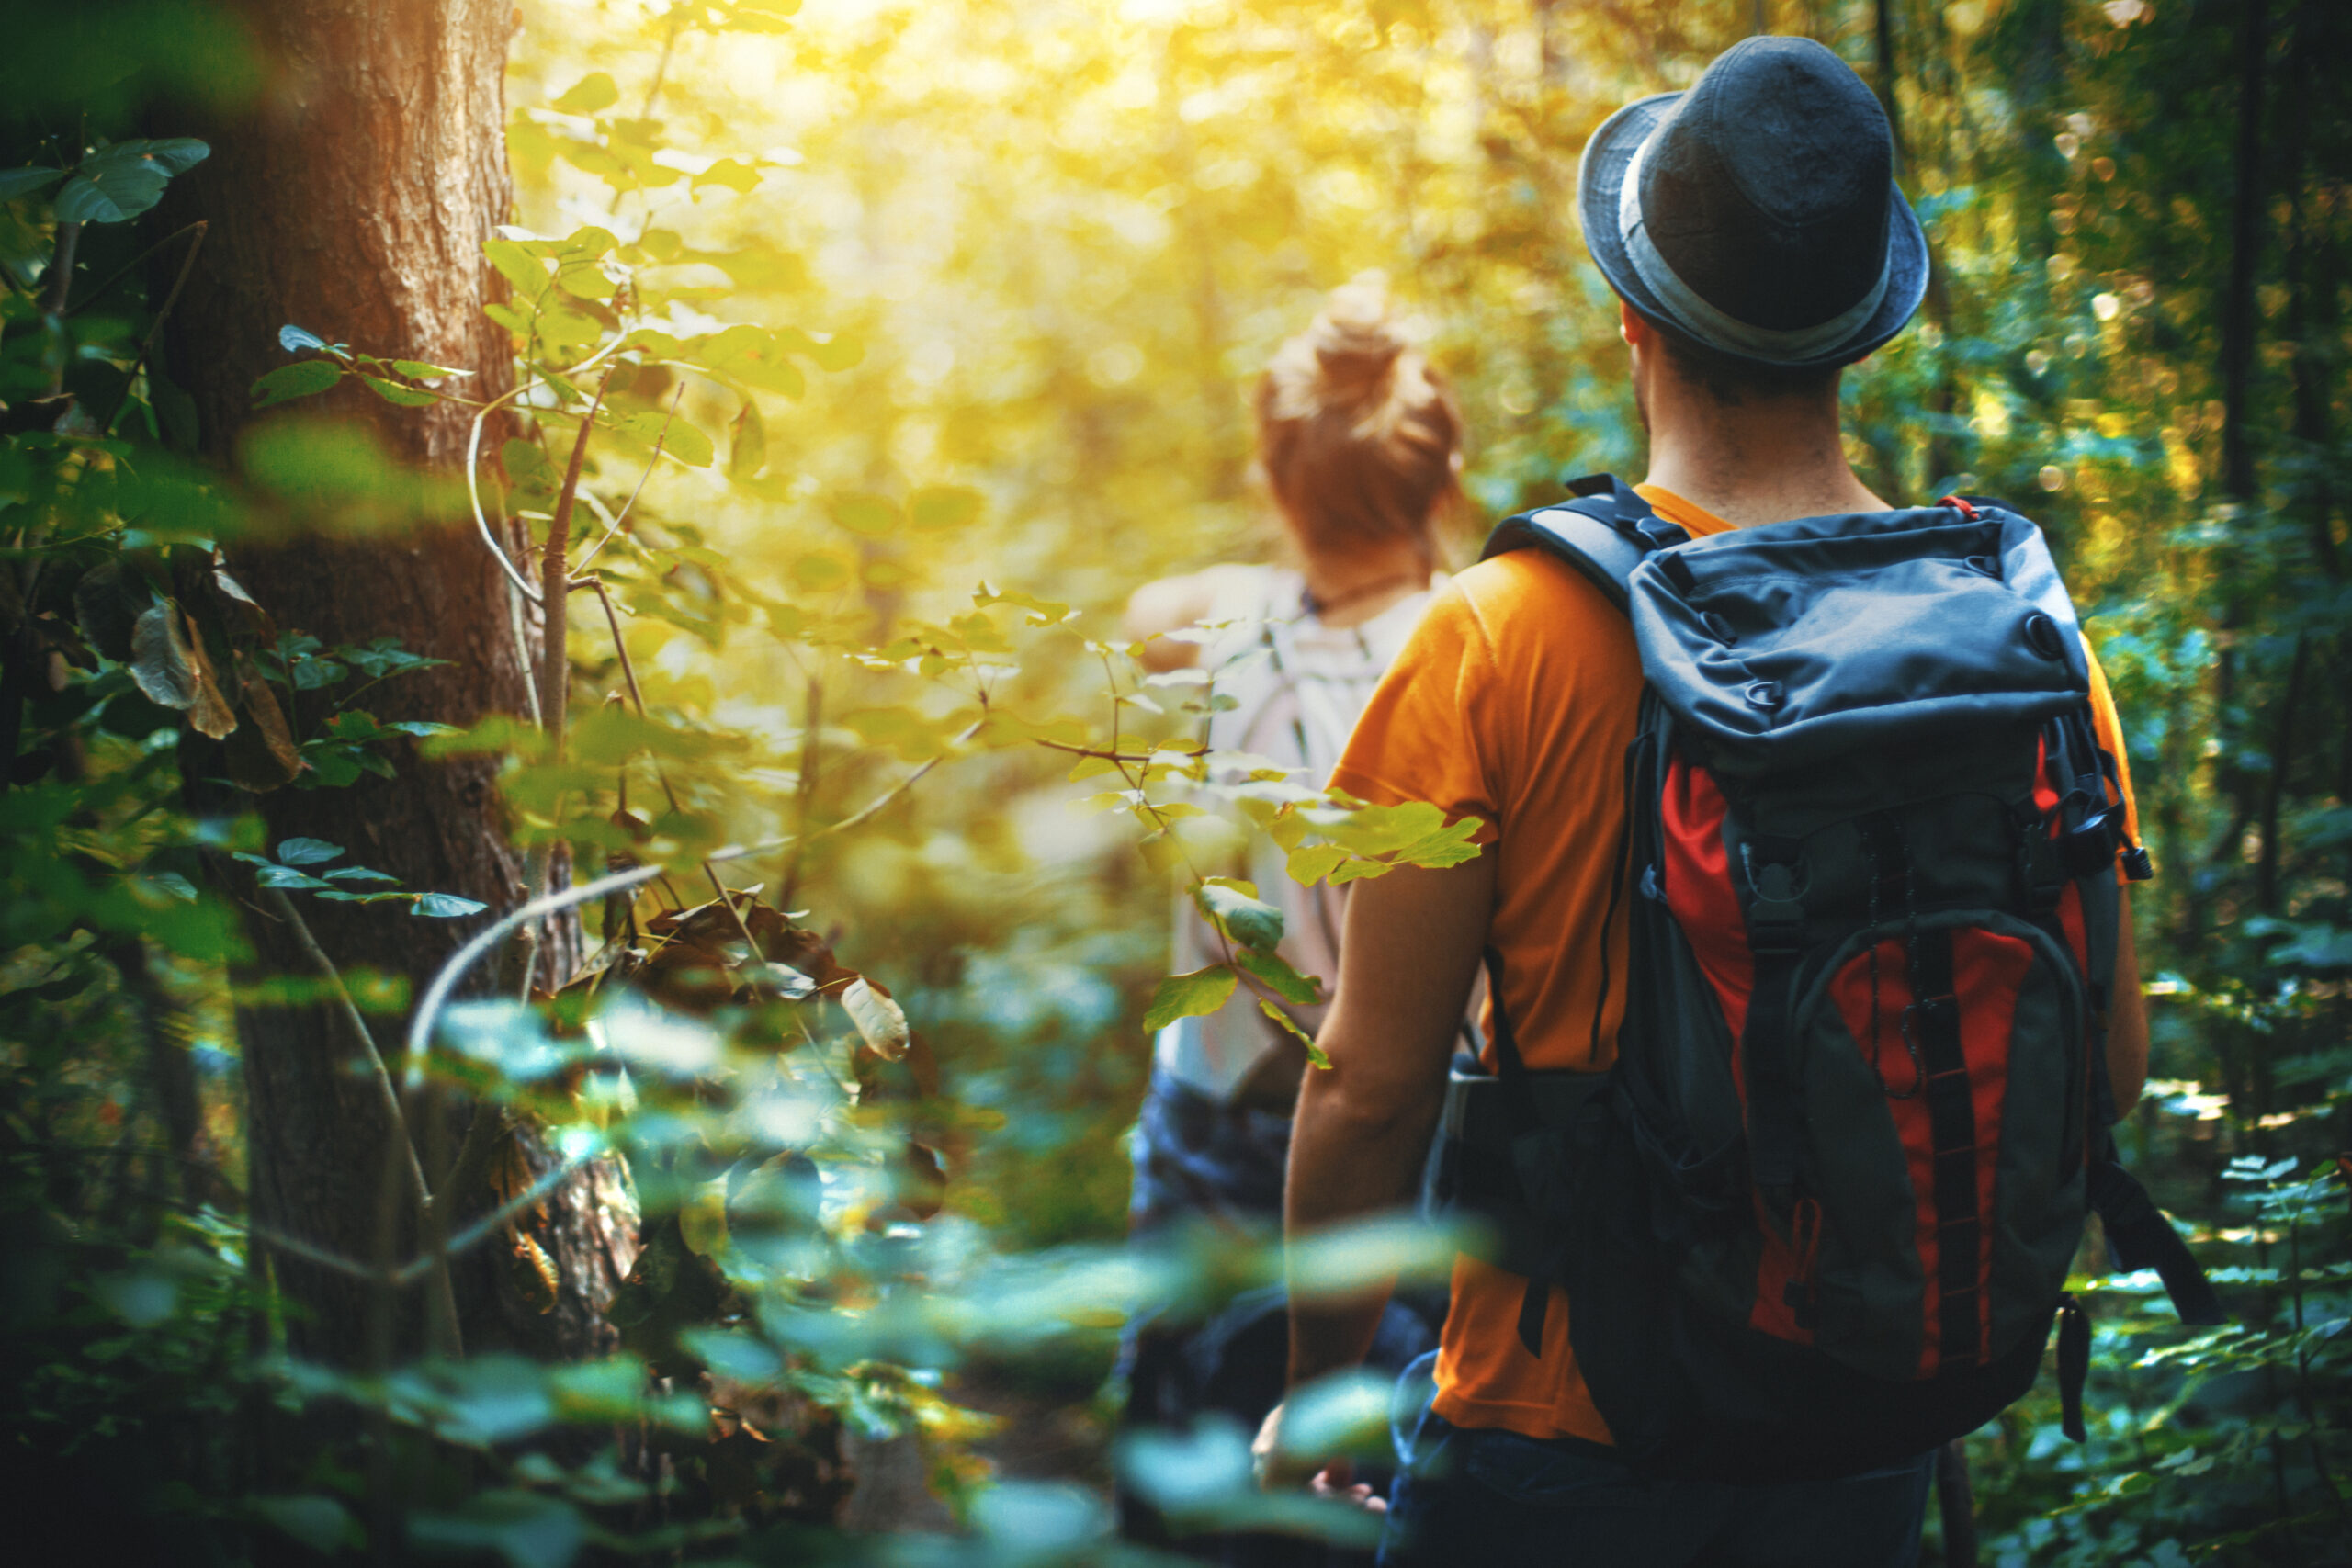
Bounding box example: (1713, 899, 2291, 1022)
(1479, 473, 1690, 608)
(1471, 474, 1680, 1352)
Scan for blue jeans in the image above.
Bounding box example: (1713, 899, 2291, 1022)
(1378, 1353, 1935, 1568)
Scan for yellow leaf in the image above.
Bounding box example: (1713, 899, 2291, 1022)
(680, 1176, 729, 1258)
(1258, 998, 1329, 1069)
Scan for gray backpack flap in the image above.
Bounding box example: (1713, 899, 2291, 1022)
(1442, 476, 2220, 1483)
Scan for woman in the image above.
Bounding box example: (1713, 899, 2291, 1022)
(1118, 277, 1467, 1564)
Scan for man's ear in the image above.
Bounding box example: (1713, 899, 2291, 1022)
(1619, 299, 1646, 347)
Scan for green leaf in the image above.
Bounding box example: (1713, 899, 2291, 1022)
(303, 747, 363, 787)
(323, 709, 388, 742)
(276, 837, 345, 865)
(973, 582, 1069, 625)
(1143, 964, 1238, 1032)
(803, 331, 864, 372)
(693, 158, 762, 194)
(1256, 998, 1329, 1068)
(98, 137, 211, 176)
(910, 485, 984, 532)
(729, 398, 766, 480)
(1285, 843, 1350, 886)
(409, 1490, 584, 1568)
(1239, 948, 1322, 1008)
(322, 866, 400, 885)
(251, 360, 344, 409)
(679, 1175, 729, 1257)
(659, 418, 714, 468)
(0, 166, 63, 200)
(1196, 879, 1284, 951)
(728, 0, 802, 30)
(389, 359, 472, 380)
(255, 865, 332, 889)
(52, 140, 208, 223)
(552, 71, 621, 114)
(251, 1495, 359, 1555)
(413, 892, 490, 919)
(143, 872, 200, 902)
(828, 493, 900, 537)
(360, 374, 439, 408)
(484, 238, 552, 297)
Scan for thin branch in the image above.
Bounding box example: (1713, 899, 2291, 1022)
(778, 672, 824, 913)
(103, 221, 207, 438)
(66, 220, 208, 320)
(538, 366, 613, 748)
(585, 573, 771, 971)
(1032, 738, 1199, 763)
(466, 385, 541, 603)
(573, 382, 682, 575)
(260, 886, 461, 1358)
(40, 221, 82, 396)
(803, 717, 986, 847)
(405, 862, 671, 1077)
(396, 1150, 597, 1285)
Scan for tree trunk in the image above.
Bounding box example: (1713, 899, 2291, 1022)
(2218, 0, 2269, 507)
(159, 0, 616, 1368)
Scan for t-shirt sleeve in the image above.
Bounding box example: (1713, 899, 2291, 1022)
(2083, 641, 2147, 884)
(1328, 581, 1502, 843)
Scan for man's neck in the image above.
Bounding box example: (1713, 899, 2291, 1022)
(1640, 384, 1889, 528)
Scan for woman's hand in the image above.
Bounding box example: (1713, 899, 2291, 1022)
(1251, 1402, 1388, 1511)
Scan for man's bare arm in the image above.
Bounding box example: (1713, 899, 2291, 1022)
(1285, 853, 1495, 1385)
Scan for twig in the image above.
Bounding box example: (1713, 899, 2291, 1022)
(1031, 738, 1196, 764)
(539, 366, 614, 749)
(434, 1101, 514, 1244)
(65, 220, 207, 319)
(460, 331, 642, 604)
(40, 220, 81, 396)
(585, 573, 771, 970)
(260, 886, 462, 1358)
(467, 385, 543, 603)
(406, 862, 672, 1077)
(573, 383, 682, 575)
(803, 718, 985, 847)
(779, 672, 823, 913)
(104, 221, 207, 437)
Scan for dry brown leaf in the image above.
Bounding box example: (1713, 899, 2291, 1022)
(841, 976, 909, 1062)
(176, 605, 236, 739)
(510, 1229, 559, 1314)
(129, 599, 238, 739)
(223, 650, 301, 789)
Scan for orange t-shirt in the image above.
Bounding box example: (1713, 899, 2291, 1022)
(1328, 485, 2143, 1444)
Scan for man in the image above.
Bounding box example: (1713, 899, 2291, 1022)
(1261, 36, 2152, 1566)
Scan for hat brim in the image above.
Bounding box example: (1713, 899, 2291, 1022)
(1577, 92, 1930, 371)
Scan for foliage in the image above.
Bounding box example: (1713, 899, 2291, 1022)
(2, 0, 2348, 1562)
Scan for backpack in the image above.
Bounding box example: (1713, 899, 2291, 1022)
(1433, 475, 2223, 1483)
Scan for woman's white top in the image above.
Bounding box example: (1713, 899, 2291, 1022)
(1152, 565, 1438, 1100)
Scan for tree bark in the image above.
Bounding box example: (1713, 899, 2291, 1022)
(2217, 0, 2270, 509)
(158, 0, 614, 1367)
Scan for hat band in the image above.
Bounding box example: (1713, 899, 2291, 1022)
(1617, 130, 1892, 364)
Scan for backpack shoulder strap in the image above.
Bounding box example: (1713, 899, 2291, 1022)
(1479, 473, 1689, 617)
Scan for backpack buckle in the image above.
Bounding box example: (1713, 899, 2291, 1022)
(1740, 842, 1809, 954)
(2058, 807, 2121, 879)
(2017, 815, 2066, 909)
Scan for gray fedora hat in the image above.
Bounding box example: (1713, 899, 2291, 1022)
(1578, 36, 1928, 370)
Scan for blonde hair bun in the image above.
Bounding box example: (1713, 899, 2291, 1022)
(1255, 275, 1464, 555)
(1267, 275, 1415, 423)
